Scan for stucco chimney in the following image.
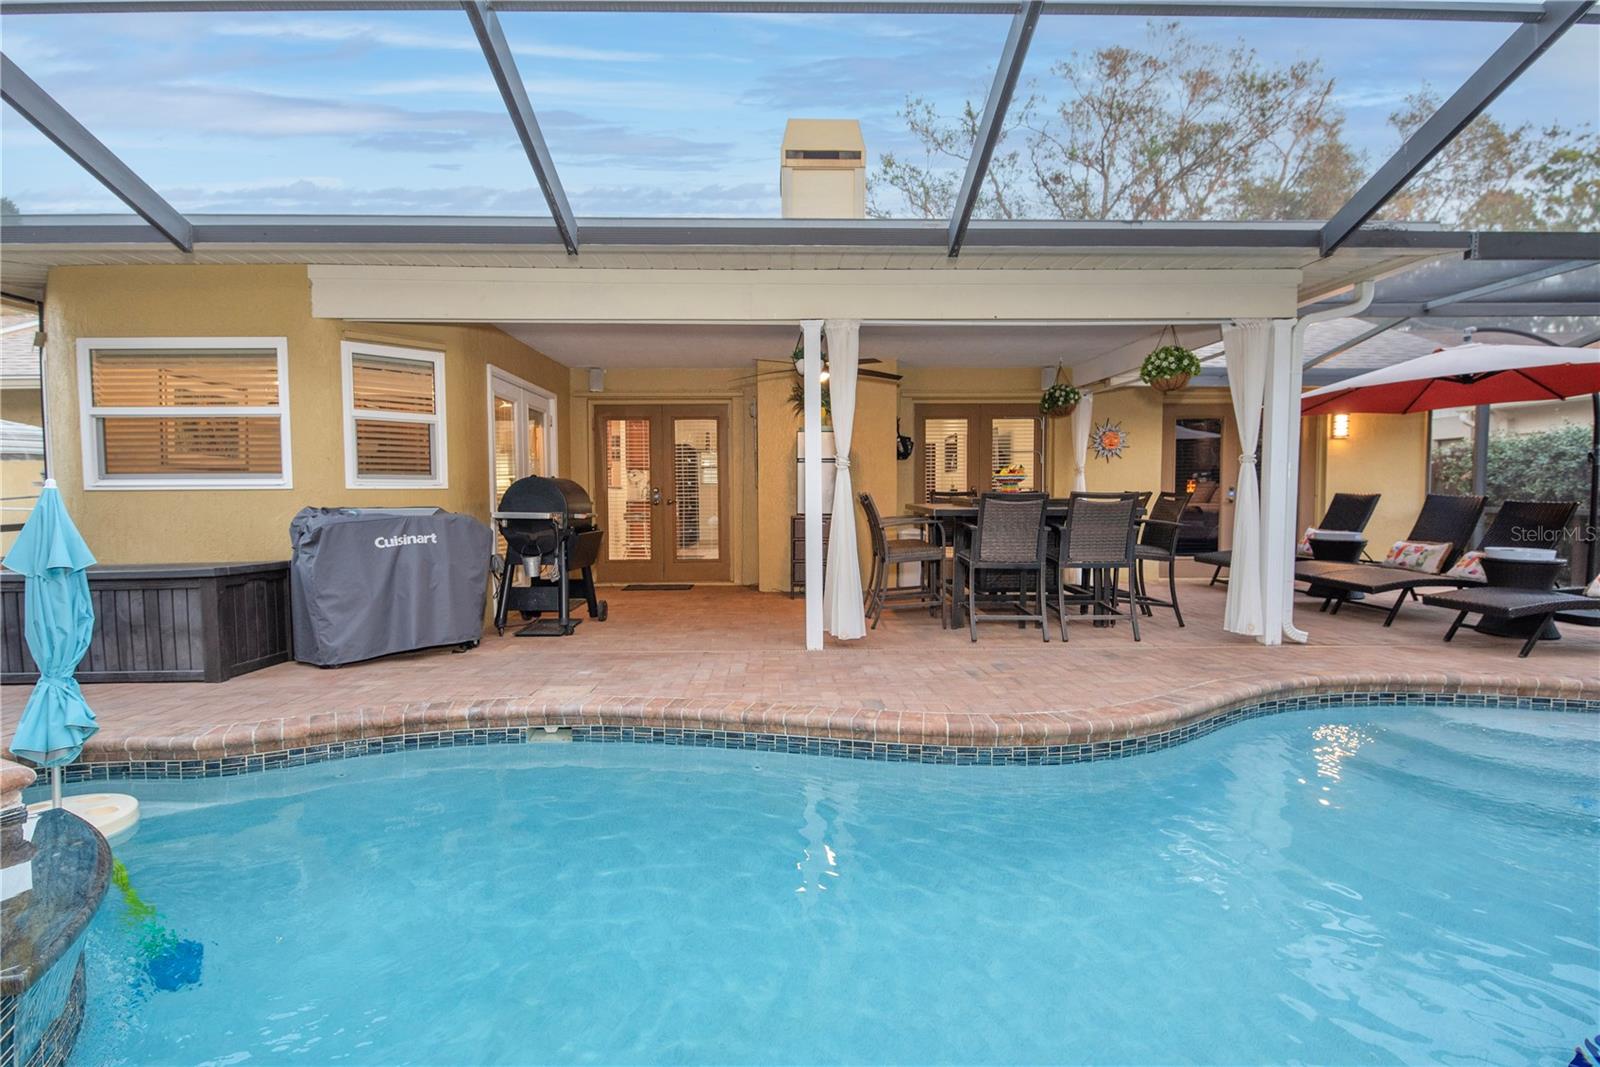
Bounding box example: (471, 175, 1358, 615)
(780, 119, 866, 219)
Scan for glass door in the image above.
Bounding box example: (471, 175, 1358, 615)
(488, 369, 556, 546)
(593, 405, 729, 584)
(1162, 404, 1237, 577)
(915, 404, 1041, 500)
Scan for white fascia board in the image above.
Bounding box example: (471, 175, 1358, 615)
(308, 265, 1300, 324)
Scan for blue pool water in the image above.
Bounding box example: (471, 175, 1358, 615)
(68, 703, 1598, 1066)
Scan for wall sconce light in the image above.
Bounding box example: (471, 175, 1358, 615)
(1330, 413, 1351, 440)
(1185, 475, 1197, 494)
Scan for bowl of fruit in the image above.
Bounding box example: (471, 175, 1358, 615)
(991, 464, 1029, 492)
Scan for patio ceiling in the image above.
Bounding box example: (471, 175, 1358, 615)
(0, 0, 1593, 270)
(497, 319, 1222, 369)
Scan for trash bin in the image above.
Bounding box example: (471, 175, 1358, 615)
(289, 507, 493, 667)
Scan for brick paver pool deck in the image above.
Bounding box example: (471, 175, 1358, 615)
(6, 582, 1596, 764)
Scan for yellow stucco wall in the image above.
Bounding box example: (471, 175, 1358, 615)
(40, 264, 570, 564)
(1313, 411, 1431, 554)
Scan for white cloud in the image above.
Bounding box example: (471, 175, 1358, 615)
(207, 18, 659, 62)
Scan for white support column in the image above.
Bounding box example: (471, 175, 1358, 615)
(1257, 318, 1299, 647)
(801, 319, 825, 652)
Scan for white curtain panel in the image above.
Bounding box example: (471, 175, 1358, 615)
(1222, 320, 1270, 637)
(1070, 391, 1094, 493)
(822, 319, 866, 640)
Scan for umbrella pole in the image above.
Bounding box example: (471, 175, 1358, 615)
(1589, 393, 1599, 585)
(51, 766, 62, 809)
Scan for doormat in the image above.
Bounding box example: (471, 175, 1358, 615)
(623, 584, 694, 591)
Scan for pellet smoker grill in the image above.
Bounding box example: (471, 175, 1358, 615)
(493, 475, 608, 637)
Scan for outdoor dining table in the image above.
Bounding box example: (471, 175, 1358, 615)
(906, 497, 1117, 628)
(905, 498, 1075, 521)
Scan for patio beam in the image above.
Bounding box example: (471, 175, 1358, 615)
(461, 0, 579, 255)
(1320, 0, 1595, 256)
(4, 0, 1596, 18)
(1420, 258, 1594, 310)
(948, 0, 1042, 257)
(799, 320, 825, 652)
(0, 53, 193, 253)
(1301, 317, 1407, 368)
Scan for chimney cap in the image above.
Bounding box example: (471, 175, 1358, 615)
(781, 119, 865, 167)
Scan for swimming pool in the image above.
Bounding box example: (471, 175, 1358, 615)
(68, 702, 1598, 1066)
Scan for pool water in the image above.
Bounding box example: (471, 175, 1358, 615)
(69, 704, 1599, 1066)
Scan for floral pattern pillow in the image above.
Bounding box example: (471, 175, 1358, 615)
(1444, 550, 1486, 581)
(1384, 540, 1453, 574)
(1586, 573, 1600, 598)
(1297, 527, 1315, 555)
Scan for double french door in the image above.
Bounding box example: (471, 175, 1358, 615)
(592, 405, 729, 584)
(915, 404, 1043, 500)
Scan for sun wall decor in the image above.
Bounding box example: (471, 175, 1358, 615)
(1090, 419, 1130, 462)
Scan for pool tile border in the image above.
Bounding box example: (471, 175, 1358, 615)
(49, 690, 1599, 782)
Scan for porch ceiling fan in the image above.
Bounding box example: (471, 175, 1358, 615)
(728, 331, 904, 388)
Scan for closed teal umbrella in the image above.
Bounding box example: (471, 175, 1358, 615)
(4, 479, 97, 806)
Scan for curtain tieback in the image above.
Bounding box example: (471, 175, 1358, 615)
(1238, 454, 1258, 466)
(834, 457, 851, 472)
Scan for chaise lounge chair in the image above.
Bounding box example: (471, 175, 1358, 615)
(1198, 492, 1380, 585)
(1422, 586, 1598, 657)
(1296, 497, 1579, 627)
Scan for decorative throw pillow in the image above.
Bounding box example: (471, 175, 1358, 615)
(1444, 550, 1486, 582)
(1297, 527, 1315, 555)
(1586, 573, 1600, 598)
(1384, 540, 1453, 574)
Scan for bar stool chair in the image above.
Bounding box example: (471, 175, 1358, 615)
(1131, 490, 1193, 627)
(859, 492, 947, 629)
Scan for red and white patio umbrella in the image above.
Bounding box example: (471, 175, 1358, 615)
(1300, 341, 1600, 582)
(1299, 342, 1599, 416)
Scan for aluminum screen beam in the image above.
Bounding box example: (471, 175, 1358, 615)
(462, 0, 578, 254)
(1308, 300, 1599, 319)
(0, 53, 193, 253)
(1320, 0, 1595, 256)
(4, 0, 1595, 16)
(1420, 258, 1594, 310)
(948, 0, 1042, 257)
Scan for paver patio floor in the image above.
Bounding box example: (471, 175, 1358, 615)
(7, 581, 1595, 761)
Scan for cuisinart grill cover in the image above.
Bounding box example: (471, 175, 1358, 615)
(289, 507, 492, 666)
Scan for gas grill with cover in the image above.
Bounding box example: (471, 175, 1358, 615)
(493, 476, 608, 637)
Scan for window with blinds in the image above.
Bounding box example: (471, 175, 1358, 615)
(78, 338, 290, 488)
(341, 342, 446, 487)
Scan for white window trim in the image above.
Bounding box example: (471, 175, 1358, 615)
(341, 340, 448, 490)
(485, 364, 559, 514)
(77, 336, 293, 491)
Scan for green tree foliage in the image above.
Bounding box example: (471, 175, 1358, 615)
(0, 197, 19, 218)
(1380, 92, 1598, 231)
(870, 22, 1593, 228)
(1430, 424, 1592, 505)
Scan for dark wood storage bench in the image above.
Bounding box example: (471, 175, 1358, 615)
(1, 561, 291, 684)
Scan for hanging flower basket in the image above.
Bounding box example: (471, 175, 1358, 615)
(1040, 382, 1081, 418)
(1140, 344, 1201, 394)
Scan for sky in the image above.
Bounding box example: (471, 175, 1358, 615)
(0, 7, 1595, 219)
